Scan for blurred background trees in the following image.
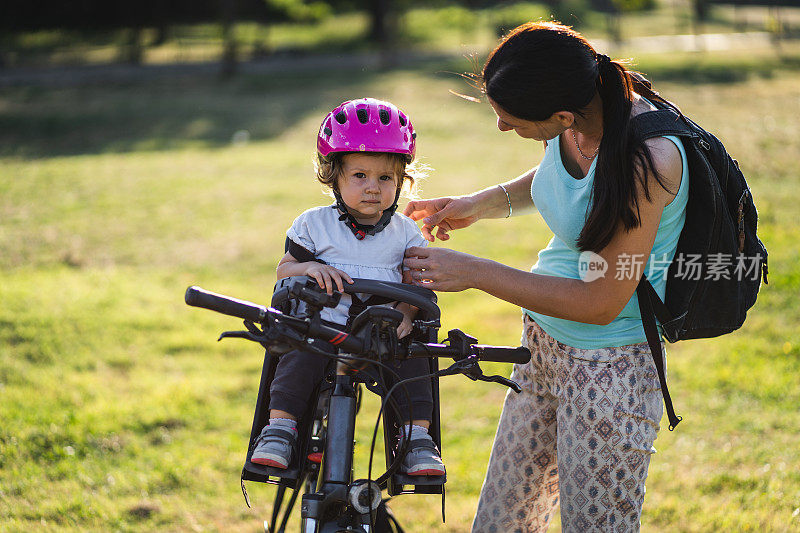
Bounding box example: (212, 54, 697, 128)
(0, 0, 330, 71)
(0, 0, 797, 73)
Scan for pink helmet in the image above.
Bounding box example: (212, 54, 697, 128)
(317, 98, 416, 162)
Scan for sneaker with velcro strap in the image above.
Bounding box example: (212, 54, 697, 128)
(250, 424, 297, 469)
(399, 434, 446, 476)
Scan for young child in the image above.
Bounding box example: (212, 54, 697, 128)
(250, 98, 445, 477)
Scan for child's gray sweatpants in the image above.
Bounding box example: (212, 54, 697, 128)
(472, 315, 664, 533)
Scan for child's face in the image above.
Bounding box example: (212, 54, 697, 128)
(336, 153, 401, 225)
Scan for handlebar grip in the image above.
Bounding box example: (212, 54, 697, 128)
(407, 342, 457, 359)
(474, 345, 531, 364)
(185, 286, 267, 322)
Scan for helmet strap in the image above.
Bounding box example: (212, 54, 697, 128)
(332, 187, 401, 240)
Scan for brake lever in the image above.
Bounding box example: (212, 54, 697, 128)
(436, 355, 480, 376)
(218, 319, 267, 342)
(437, 356, 522, 393)
(218, 330, 268, 343)
(218, 317, 307, 350)
(464, 364, 522, 393)
(480, 374, 522, 393)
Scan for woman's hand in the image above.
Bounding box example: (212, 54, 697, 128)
(403, 196, 481, 242)
(403, 247, 482, 292)
(303, 263, 354, 295)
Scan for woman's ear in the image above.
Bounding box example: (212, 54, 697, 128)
(553, 111, 575, 129)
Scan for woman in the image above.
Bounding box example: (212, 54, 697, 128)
(403, 22, 688, 532)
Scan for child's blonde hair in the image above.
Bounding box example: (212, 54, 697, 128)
(314, 152, 427, 200)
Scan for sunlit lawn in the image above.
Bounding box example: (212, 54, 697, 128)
(1, 47, 799, 532)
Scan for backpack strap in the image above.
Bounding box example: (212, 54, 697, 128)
(636, 275, 682, 431)
(630, 108, 695, 141)
(641, 277, 672, 326)
(627, 71, 695, 141)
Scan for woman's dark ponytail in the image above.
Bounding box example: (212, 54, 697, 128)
(482, 22, 672, 253)
(577, 57, 671, 252)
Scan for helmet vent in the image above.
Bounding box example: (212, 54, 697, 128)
(399, 114, 407, 126)
(335, 112, 347, 124)
(356, 108, 369, 124)
(379, 109, 390, 125)
(323, 127, 332, 136)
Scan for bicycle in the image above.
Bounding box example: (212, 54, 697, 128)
(185, 276, 530, 532)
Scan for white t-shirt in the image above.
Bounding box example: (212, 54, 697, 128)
(286, 205, 428, 325)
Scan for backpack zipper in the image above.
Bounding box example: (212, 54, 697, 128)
(737, 189, 750, 253)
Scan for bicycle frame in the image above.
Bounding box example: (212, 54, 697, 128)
(247, 277, 445, 532)
(257, 359, 415, 533)
(185, 277, 529, 533)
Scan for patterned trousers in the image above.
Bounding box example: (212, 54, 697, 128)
(472, 316, 664, 533)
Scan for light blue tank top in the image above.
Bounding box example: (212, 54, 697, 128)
(525, 131, 689, 349)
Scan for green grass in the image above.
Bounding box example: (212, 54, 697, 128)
(2, 47, 800, 531)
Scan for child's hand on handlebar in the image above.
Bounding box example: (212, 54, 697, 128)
(397, 314, 413, 339)
(303, 263, 354, 295)
(395, 302, 417, 339)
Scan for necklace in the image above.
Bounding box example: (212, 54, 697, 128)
(571, 129, 600, 161)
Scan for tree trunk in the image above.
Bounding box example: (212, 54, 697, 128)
(153, 1, 169, 46)
(153, 25, 169, 47)
(121, 27, 144, 64)
(693, 0, 709, 22)
(369, 0, 390, 46)
(221, 0, 238, 77)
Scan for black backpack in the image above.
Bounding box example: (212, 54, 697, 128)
(629, 88, 769, 430)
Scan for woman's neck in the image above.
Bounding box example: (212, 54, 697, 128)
(572, 92, 604, 141)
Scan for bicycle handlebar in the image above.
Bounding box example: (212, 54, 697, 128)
(185, 284, 530, 365)
(186, 285, 367, 354)
(272, 276, 440, 320)
(186, 286, 267, 323)
(408, 342, 530, 364)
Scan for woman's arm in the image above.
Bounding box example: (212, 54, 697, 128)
(403, 166, 538, 242)
(404, 138, 682, 324)
(498, 165, 539, 217)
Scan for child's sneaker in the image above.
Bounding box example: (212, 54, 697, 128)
(250, 422, 297, 469)
(398, 428, 446, 476)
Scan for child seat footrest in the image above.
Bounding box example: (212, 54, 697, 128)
(392, 472, 446, 487)
(243, 461, 301, 483)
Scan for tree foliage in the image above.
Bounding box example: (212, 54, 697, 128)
(0, 0, 327, 32)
